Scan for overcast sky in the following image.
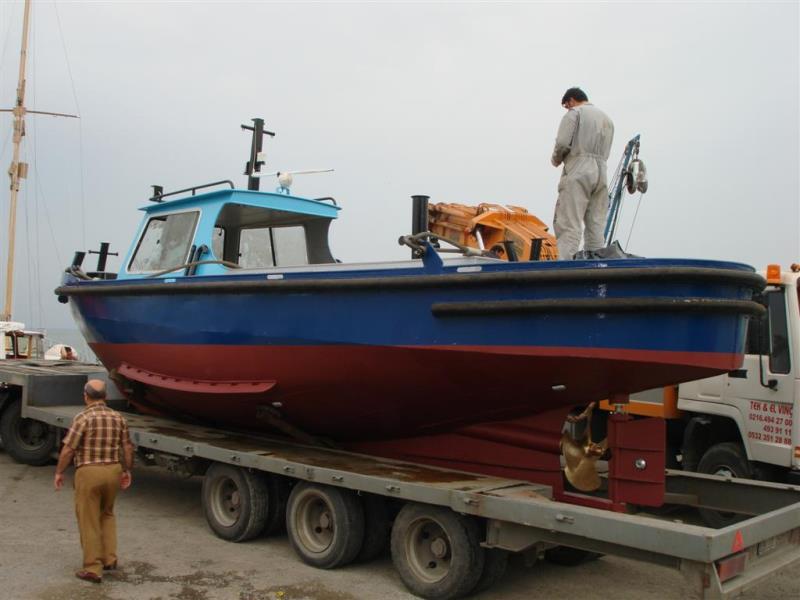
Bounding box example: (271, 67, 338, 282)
(0, 0, 798, 330)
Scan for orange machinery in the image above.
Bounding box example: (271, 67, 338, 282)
(427, 202, 559, 261)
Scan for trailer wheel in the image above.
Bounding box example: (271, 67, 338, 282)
(471, 548, 509, 594)
(357, 493, 391, 562)
(391, 503, 484, 600)
(697, 442, 752, 528)
(0, 399, 57, 465)
(201, 463, 269, 542)
(286, 482, 365, 569)
(262, 475, 290, 536)
(544, 546, 598, 566)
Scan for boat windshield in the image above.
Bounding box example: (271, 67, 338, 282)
(212, 203, 334, 268)
(129, 211, 199, 273)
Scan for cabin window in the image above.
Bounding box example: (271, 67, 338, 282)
(273, 226, 309, 266)
(767, 290, 790, 374)
(214, 202, 335, 267)
(27, 336, 43, 359)
(236, 225, 309, 268)
(15, 335, 28, 358)
(239, 227, 275, 269)
(212, 227, 225, 261)
(4, 334, 15, 358)
(129, 211, 199, 273)
(746, 290, 792, 375)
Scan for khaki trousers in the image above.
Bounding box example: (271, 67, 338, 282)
(74, 463, 122, 575)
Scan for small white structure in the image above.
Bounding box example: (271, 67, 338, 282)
(44, 343, 79, 361)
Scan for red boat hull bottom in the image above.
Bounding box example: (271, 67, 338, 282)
(92, 342, 738, 441)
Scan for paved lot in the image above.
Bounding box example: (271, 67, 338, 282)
(1, 450, 797, 600)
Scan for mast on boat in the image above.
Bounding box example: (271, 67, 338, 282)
(1, 0, 77, 322)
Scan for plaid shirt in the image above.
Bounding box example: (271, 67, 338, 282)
(62, 402, 130, 468)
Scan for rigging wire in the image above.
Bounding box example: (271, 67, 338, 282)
(23, 145, 33, 327)
(0, 1, 19, 80)
(53, 0, 86, 248)
(624, 192, 644, 251)
(31, 18, 45, 328)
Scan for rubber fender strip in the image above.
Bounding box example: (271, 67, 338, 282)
(430, 297, 766, 318)
(118, 362, 276, 394)
(54, 266, 766, 297)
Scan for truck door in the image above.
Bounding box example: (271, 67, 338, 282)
(725, 287, 794, 467)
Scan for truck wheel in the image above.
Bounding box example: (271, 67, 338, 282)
(0, 399, 57, 465)
(391, 503, 485, 600)
(201, 463, 269, 542)
(544, 546, 598, 566)
(286, 482, 365, 569)
(357, 493, 391, 562)
(471, 548, 509, 594)
(262, 475, 290, 536)
(697, 442, 752, 528)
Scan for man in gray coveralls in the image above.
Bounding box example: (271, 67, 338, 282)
(551, 87, 615, 259)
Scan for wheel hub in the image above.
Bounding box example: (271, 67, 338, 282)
(430, 537, 448, 559)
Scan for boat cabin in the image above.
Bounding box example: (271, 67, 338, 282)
(117, 188, 340, 281)
(1, 322, 45, 360)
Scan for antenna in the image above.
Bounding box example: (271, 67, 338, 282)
(254, 169, 335, 194)
(241, 118, 275, 191)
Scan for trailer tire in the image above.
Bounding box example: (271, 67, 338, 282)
(697, 442, 752, 528)
(357, 493, 391, 562)
(544, 546, 599, 566)
(286, 482, 365, 569)
(391, 503, 484, 600)
(201, 463, 269, 542)
(262, 475, 290, 536)
(471, 548, 509, 594)
(0, 399, 57, 465)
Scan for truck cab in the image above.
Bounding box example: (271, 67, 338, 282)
(678, 264, 800, 489)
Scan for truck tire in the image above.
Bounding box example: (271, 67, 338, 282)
(391, 503, 485, 600)
(0, 399, 57, 465)
(471, 548, 509, 594)
(697, 442, 752, 528)
(262, 475, 290, 536)
(286, 482, 365, 569)
(544, 546, 599, 566)
(201, 463, 269, 542)
(357, 493, 391, 562)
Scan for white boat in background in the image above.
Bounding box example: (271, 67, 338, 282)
(1, 321, 44, 359)
(1, 321, 78, 361)
(1, 0, 79, 362)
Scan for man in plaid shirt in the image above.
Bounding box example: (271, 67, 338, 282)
(54, 379, 134, 583)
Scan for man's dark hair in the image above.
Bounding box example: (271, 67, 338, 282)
(562, 87, 588, 105)
(84, 381, 106, 400)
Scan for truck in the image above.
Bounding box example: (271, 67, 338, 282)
(1, 359, 800, 599)
(423, 193, 800, 516)
(596, 264, 800, 527)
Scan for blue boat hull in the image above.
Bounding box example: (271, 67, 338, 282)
(57, 257, 762, 440)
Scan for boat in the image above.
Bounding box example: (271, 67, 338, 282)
(1, 0, 78, 362)
(55, 120, 764, 504)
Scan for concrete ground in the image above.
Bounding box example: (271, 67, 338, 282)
(1, 451, 796, 600)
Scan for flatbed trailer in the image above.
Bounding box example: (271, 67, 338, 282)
(2, 361, 800, 599)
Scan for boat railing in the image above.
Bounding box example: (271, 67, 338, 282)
(149, 180, 236, 203)
(399, 230, 490, 259)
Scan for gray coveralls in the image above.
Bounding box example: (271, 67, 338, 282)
(551, 103, 615, 259)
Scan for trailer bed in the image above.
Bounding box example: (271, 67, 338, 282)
(5, 361, 800, 598)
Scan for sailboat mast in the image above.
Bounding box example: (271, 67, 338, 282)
(2, 0, 32, 321)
